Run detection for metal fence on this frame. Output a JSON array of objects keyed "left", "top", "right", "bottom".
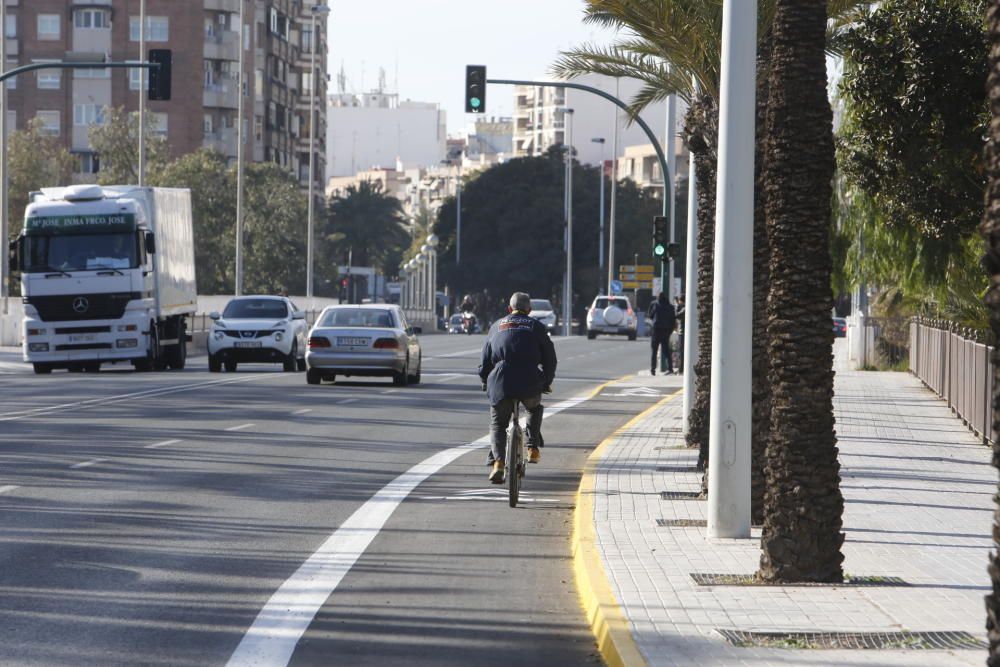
[
  {"left": 857, "top": 316, "right": 909, "bottom": 369},
  {"left": 909, "top": 318, "right": 994, "bottom": 445}
]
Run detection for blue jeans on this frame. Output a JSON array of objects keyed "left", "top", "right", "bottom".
[{"left": 488, "top": 395, "right": 544, "bottom": 464}]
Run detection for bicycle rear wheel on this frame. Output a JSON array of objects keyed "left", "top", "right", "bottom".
[{"left": 507, "top": 425, "right": 521, "bottom": 507}]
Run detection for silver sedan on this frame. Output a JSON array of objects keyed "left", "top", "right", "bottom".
[{"left": 305, "top": 304, "right": 422, "bottom": 386}]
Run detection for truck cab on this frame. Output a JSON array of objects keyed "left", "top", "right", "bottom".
[{"left": 11, "top": 184, "right": 196, "bottom": 374}]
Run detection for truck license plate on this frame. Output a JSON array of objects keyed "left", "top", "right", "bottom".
[
  {"left": 337, "top": 337, "right": 369, "bottom": 347},
  {"left": 68, "top": 334, "right": 96, "bottom": 343},
  {"left": 234, "top": 341, "right": 262, "bottom": 349}
]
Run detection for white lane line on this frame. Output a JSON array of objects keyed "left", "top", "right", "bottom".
[
  {"left": 145, "top": 439, "right": 183, "bottom": 449},
  {"left": 292, "top": 408, "right": 313, "bottom": 415},
  {"left": 226, "top": 390, "right": 595, "bottom": 667},
  {"left": 225, "top": 423, "right": 255, "bottom": 432},
  {"left": 425, "top": 349, "right": 480, "bottom": 359},
  {"left": 383, "top": 389, "right": 399, "bottom": 394},
  {"left": 0, "top": 485, "right": 20, "bottom": 494},
  {"left": 338, "top": 398, "right": 357, "bottom": 405},
  {"left": 70, "top": 458, "right": 107, "bottom": 469},
  {"left": 0, "top": 373, "right": 276, "bottom": 422}
]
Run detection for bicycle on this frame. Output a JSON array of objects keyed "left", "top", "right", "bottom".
[{"left": 506, "top": 401, "right": 527, "bottom": 507}]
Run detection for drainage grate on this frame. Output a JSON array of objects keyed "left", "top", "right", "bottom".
[
  {"left": 656, "top": 465, "right": 700, "bottom": 473},
  {"left": 653, "top": 445, "right": 688, "bottom": 450},
  {"left": 692, "top": 573, "right": 909, "bottom": 587},
  {"left": 716, "top": 629, "right": 986, "bottom": 650},
  {"left": 660, "top": 426, "right": 682, "bottom": 432},
  {"left": 657, "top": 518, "right": 706, "bottom": 527},
  {"left": 661, "top": 491, "right": 703, "bottom": 500}
]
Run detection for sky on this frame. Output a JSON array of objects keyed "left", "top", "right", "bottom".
[{"left": 326, "top": 1, "right": 615, "bottom": 135}]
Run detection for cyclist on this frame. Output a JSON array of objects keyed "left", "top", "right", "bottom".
[{"left": 479, "top": 292, "right": 557, "bottom": 484}]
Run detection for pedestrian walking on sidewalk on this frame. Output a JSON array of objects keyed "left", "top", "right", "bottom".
[{"left": 646, "top": 292, "right": 676, "bottom": 375}]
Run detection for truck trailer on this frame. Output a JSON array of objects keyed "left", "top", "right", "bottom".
[{"left": 10, "top": 184, "right": 197, "bottom": 374}]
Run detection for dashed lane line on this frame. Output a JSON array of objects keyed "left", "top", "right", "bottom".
[
  {"left": 226, "top": 373, "right": 630, "bottom": 667},
  {"left": 70, "top": 458, "right": 107, "bottom": 469},
  {"left": 292, "top": 408, "right": 312, "bottom": 415},
  {"left": 225, "top": 423, "right": 256, "bottom": 432},
  {"left": 0, "top": 485, "right": 20, "bottom": 494},
  {"left": 145, "top": 439, "right": 183, "bottom": 449}
]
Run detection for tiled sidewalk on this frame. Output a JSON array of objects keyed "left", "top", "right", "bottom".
[{"left": 593, "top": 345, "right": 993, "bottom": 666}]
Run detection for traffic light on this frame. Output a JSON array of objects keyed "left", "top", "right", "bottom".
[
  {"left": 465, "top": 65, "right": 486, "bottom": 114},
  {"left": 652, "top": 215, "right": 668, "bottom": 260},
  {"left": 148, "top": 49, "right": 172, "bottom": 101},
  {"left": 666, "top": 242, "right": 681, "bottom": 260}
]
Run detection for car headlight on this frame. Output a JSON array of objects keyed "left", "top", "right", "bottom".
[
  {"left": 213, "top": 331, "right": 225, "bottom": 341},
  {"left": 274, "top": 331, "right": 284, "bottom": 342}
]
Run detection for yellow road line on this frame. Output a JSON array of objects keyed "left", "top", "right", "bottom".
[{"left": 573, "top": 389, "right": 680, "bottom": 667}]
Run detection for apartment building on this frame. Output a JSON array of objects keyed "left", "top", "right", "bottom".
[{"left": 4, "top": 0, "right": 327, "bottom": 192}]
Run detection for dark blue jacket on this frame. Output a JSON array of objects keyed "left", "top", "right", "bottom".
[
  {"left": 647, "top": 298, "right": 677, "bottom": 331},
  {"left": 479, "top": 312, "right": 557, "bottom": 405}
]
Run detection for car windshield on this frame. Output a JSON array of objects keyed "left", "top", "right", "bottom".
[
  {"left": 223, "top": 299, "right": 288, "bottom": 319},
  {"left": 320, "top": 308, "right": 395, "bottom": 328},
  {"left": 23, "top": 232, "right": 138, "bottom": 273},
  {"left": 530, "top": 299, "right": 553, "bottom": 311},
  {"left": 450, "top": 314, "right": 464, "bottom": 324},
  {"left": 595, "top": 298, "right": 629, "bottom": 309}
]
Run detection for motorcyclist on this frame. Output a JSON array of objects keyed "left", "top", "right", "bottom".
[{"left": 478, "top": 292, "right": 557, "bottom": 484}]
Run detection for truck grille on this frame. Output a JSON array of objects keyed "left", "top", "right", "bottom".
[
  {"left": 54, "top": 343, "right": 113, "bottom": 351},
  {"left": 26, "top": 293, "right": 140, "bottom": 322}
]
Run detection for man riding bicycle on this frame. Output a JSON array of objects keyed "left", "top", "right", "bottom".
[{"left": 479, "top": 292, "right": 557, "bottom": 484}]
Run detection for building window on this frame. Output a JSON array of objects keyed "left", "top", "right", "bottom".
[
  {"left": 5, "top": 60, "right": 15, "bottom": 89},
  {"left": 75, "top": 153, "right": 100, "bottom": 175},
  {"left": 203, "top": 114, "right": 213, "bottom": 135},
  {"left": 130, "top": 16, "right": 169, "bottom": 42},
  {"left": 73, "top": 104, "right": 105, "bottom": 127},
  {"left": 75, "top": 67, "right": 111, "bottom": 79},
  {"left": 36, "top": 111, "right": 60, "bottom": 137},
  {"left": 129, "top": 67, "right": 144, "bottom": 91},
  {"left": 152, "top": 113, "right": 168, "bottom": 137},
  {"left": 74, "top": 9, "right": 110, "bottom": 29},
  {"left": 5, "top": 15, "right": 15, "bottom": 39},
  {"left": 35, "top": 62, "right": 60, "bottom": 90},
  {"left": 37, "top": 14, "right": 60, "bottom": 40},
  {"left": 301, "top": 26, "right": 312, "bottom": 52}
]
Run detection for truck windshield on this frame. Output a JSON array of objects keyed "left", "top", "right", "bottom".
[{"left": 23, "top": 232, "right": 138, "bottom": 273}]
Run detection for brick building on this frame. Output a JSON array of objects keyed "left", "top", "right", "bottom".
[{"left": 3, "top": 0, "right": 327, "bottom": 192}]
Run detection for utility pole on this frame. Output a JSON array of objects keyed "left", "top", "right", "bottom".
[
  {"left": 456, "top": 160, "right": 462, "bottom": 264},
  {"left": 707, "top": 0, "right": 757, "bottom": 540},
  {"left": 0, "top": 0, "right": 7, "bottom": 315},
  {"left": 666, "top": 75, "right": 677, "bottom": 301},
  {"left": 138, "top": 0, "right": 146, "bottom": 186},
  {"left": 563, "top": 108, "right": 574, "bottom": 337},
  {"left": 682, "top": 78, "right": 700, "bottom": 433},
  {"left": 306, "top": 4, "right": 331, "bottom": 299},
  {"left": 608, "top": 80, "right": 620, "bottom": 296},
  {"left": 235, "top": 0, "right": 245, "bottom": 296},
  {"left": 592, "top": 137, "right": 606, "bottom": 291}
]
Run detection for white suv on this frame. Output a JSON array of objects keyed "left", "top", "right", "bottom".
[
  {"left": 586, "top": 296, "right": 637, "bottom": 341},
  {"left": 208, "top": 296, "right": 308, "bottom": 372}
]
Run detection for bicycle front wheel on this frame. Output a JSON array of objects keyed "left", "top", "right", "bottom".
[{"left": 508, "top": 427, "right": 521, "bottom": 507}]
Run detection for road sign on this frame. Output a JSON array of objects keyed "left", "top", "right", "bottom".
[
  {"left": 620, "top": 264, "right": 655, "bottom": 275},
  {"left": 621, "top": 280, "right": 653, "bottom": 289},
  {"left": 610, "top": 280, "right": 623, "bottom": 294}
]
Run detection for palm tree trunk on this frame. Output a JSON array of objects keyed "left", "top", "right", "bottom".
[
  {"left": 757, "top": 0, "right": 844, "bottom": 583},
  {"left": 981, "top": 4, "right": 1000, "bottom": 662},
  {"left": 752, "top": 35, "right": 774, "bottom": 526},
  {"left": 682, "top": 95, "right": 719, "bottom": 496}
]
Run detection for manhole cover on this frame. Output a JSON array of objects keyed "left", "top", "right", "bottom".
[
  {"left": 661, "top": 491, "right": 703, "bottom": 500},
  {"left": 657, "top": 519, "right": 706, "bottom": 527},
  {"left": 716, "top": 629, "right": 986, "bottom": 650},
  {"left": 692, "top": 573, "right": 909, "bottom": 587},
  {"left": 656, "top": 465, "right": 700, "bottom": 473}
]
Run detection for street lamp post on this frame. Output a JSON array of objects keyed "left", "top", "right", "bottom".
[
  {"left": 591, "top": 137, "right": 606, "bottom": 292},
  {"left": 427, "top": 235, "right": 439, "bottom": 320},
  {"left": 563, "top": 108, "right": 574, "bottom": 337},
  {"left": 666, "top": 74, "right": 677, "bottom": 302},
  {"left": 235, "top": 0, "right": 245, "bottom": 296},
  {"left": 138, "top": 0, "right": 146, "bottom": 186},
  {"left": 306, "top": 4, "right": 331, "bottom": 300},
  {"left": 608, "top": 80, "right": 620, "bottom": 296},
  {"left": 0, "top": 0, "right": 7, "bottom": 315},
  {"left": 682, "top": 78, "right": 701, "bottom": 434}
]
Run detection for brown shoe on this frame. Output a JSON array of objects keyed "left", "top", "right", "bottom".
[
  {"left": 489, "top": 460, "right": 504, "bottom": 484},
  {"left": 527, "top": 446, "right": 541, "bottom": 464}
]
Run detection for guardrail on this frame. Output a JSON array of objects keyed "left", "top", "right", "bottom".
[{"left": 909, "top": 318, "right": 994, "bottom": 445}]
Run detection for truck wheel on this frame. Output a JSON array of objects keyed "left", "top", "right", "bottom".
[
  {"left": 84, "top": 362, "right": 101, "bottom": 373},
  {"left": 306, "top": 368, "right": 322, "bottom": 385},
  {"left": 33, "top": 364, "right": 52, "bottom": 375},
  {"left": 208, "top": 355, "right": 221, "bottom": 373},
  {"left": 165, "top": 321, "right": 187, "bottom": 370},
  {"left": 225, "top": 360, "right": 237, "bottom": 373}
]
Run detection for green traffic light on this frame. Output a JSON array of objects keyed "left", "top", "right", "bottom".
[
  {"left": 470, "top": 97, "right": 481, "bottom": 109},
  {"left": 653, "top": 244, "right": 665, "bottom": 256}
]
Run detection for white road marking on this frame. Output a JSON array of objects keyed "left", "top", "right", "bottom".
[
  {"left": 383, "top": 389, "right": 399, "bottom": 394},
  {"left": 292, "top": 408, "right": 312, "bottom": 415},
  {"left": 0, "top": 373, "right": 277, "bottom": 422},
  {"left": 225, "top": 423, "right": 255, "bottom": 432},
  {"left": 145, "top": 439, "right": 182, "bottom": 449},
  {"left": 415, "top": 489, "right": 558, "bottom": 502},
  {"left": 0, "top": 485, "right": 20, "bottom": 494},
  {"left": 70, "top": 458, "right": 107, "bottom": 469},
  {"left": 611, "top": 387, "right": 662, "bottom": 397},
  {"left": 338, "top": 398, "right": 357, "bottom": 405},
  {"left": 226, "top": 390, "right": 595, "bottom": 667}
]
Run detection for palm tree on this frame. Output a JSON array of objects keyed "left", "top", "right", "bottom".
[
  {"left": 756, "top": 0, "right": 844, "bottom": 583},
  {"left": 981, "top": 3, "right": 1000, "bottom": 661},
  {"left": 326, "top": 180, "right": 410, "bottom": 277}
]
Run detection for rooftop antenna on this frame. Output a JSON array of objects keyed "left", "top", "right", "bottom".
[
  {"left": 378, "top": 67, "right": 386, "bottom": 94},
  {"left": 337, "top": 61, "right": 346, "bottom": 94}
]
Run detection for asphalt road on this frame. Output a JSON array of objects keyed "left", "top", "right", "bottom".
[{"left": 0, "top": 333, "right": 660, "bottom": 666}]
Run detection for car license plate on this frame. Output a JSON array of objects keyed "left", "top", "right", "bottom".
[
  {"left": 234, "top": 341, "right": 262, "bottom": 349},
  {"left": 337, "top": 337, "right": 369, "bottom": 347},
  {"left": 68, "top": 334, "right": 96, "bottom": 343}
]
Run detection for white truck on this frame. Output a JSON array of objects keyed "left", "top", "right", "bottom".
[{"left": 10, "top": 184, "right": 197, "bottom": 374}]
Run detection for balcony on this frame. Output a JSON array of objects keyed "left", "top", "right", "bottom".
[
  {"left": 203, "top": 83, "right": 238, "bottom": 110},
  {"left": 204, "top": 30, "right": 240, "bottom": 61},
  {"left": 204, "top": 0, "right": 240, "bottom": 11}
]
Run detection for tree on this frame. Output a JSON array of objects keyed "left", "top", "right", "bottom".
[
  {"left": 981, "top": 4, "right": 1000, "bottom": 662},
  {"left": 89, "top": 106, "right": 170, "bottom": 185},
  {"left": 7, "top": 118, "right": 75, "bottom": 238},
  {"left": 757, "top": 0, "right": 844, "bottom": 583},
  {"left": 325, "top": 180, "right": 409, "bottom": 279}
]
